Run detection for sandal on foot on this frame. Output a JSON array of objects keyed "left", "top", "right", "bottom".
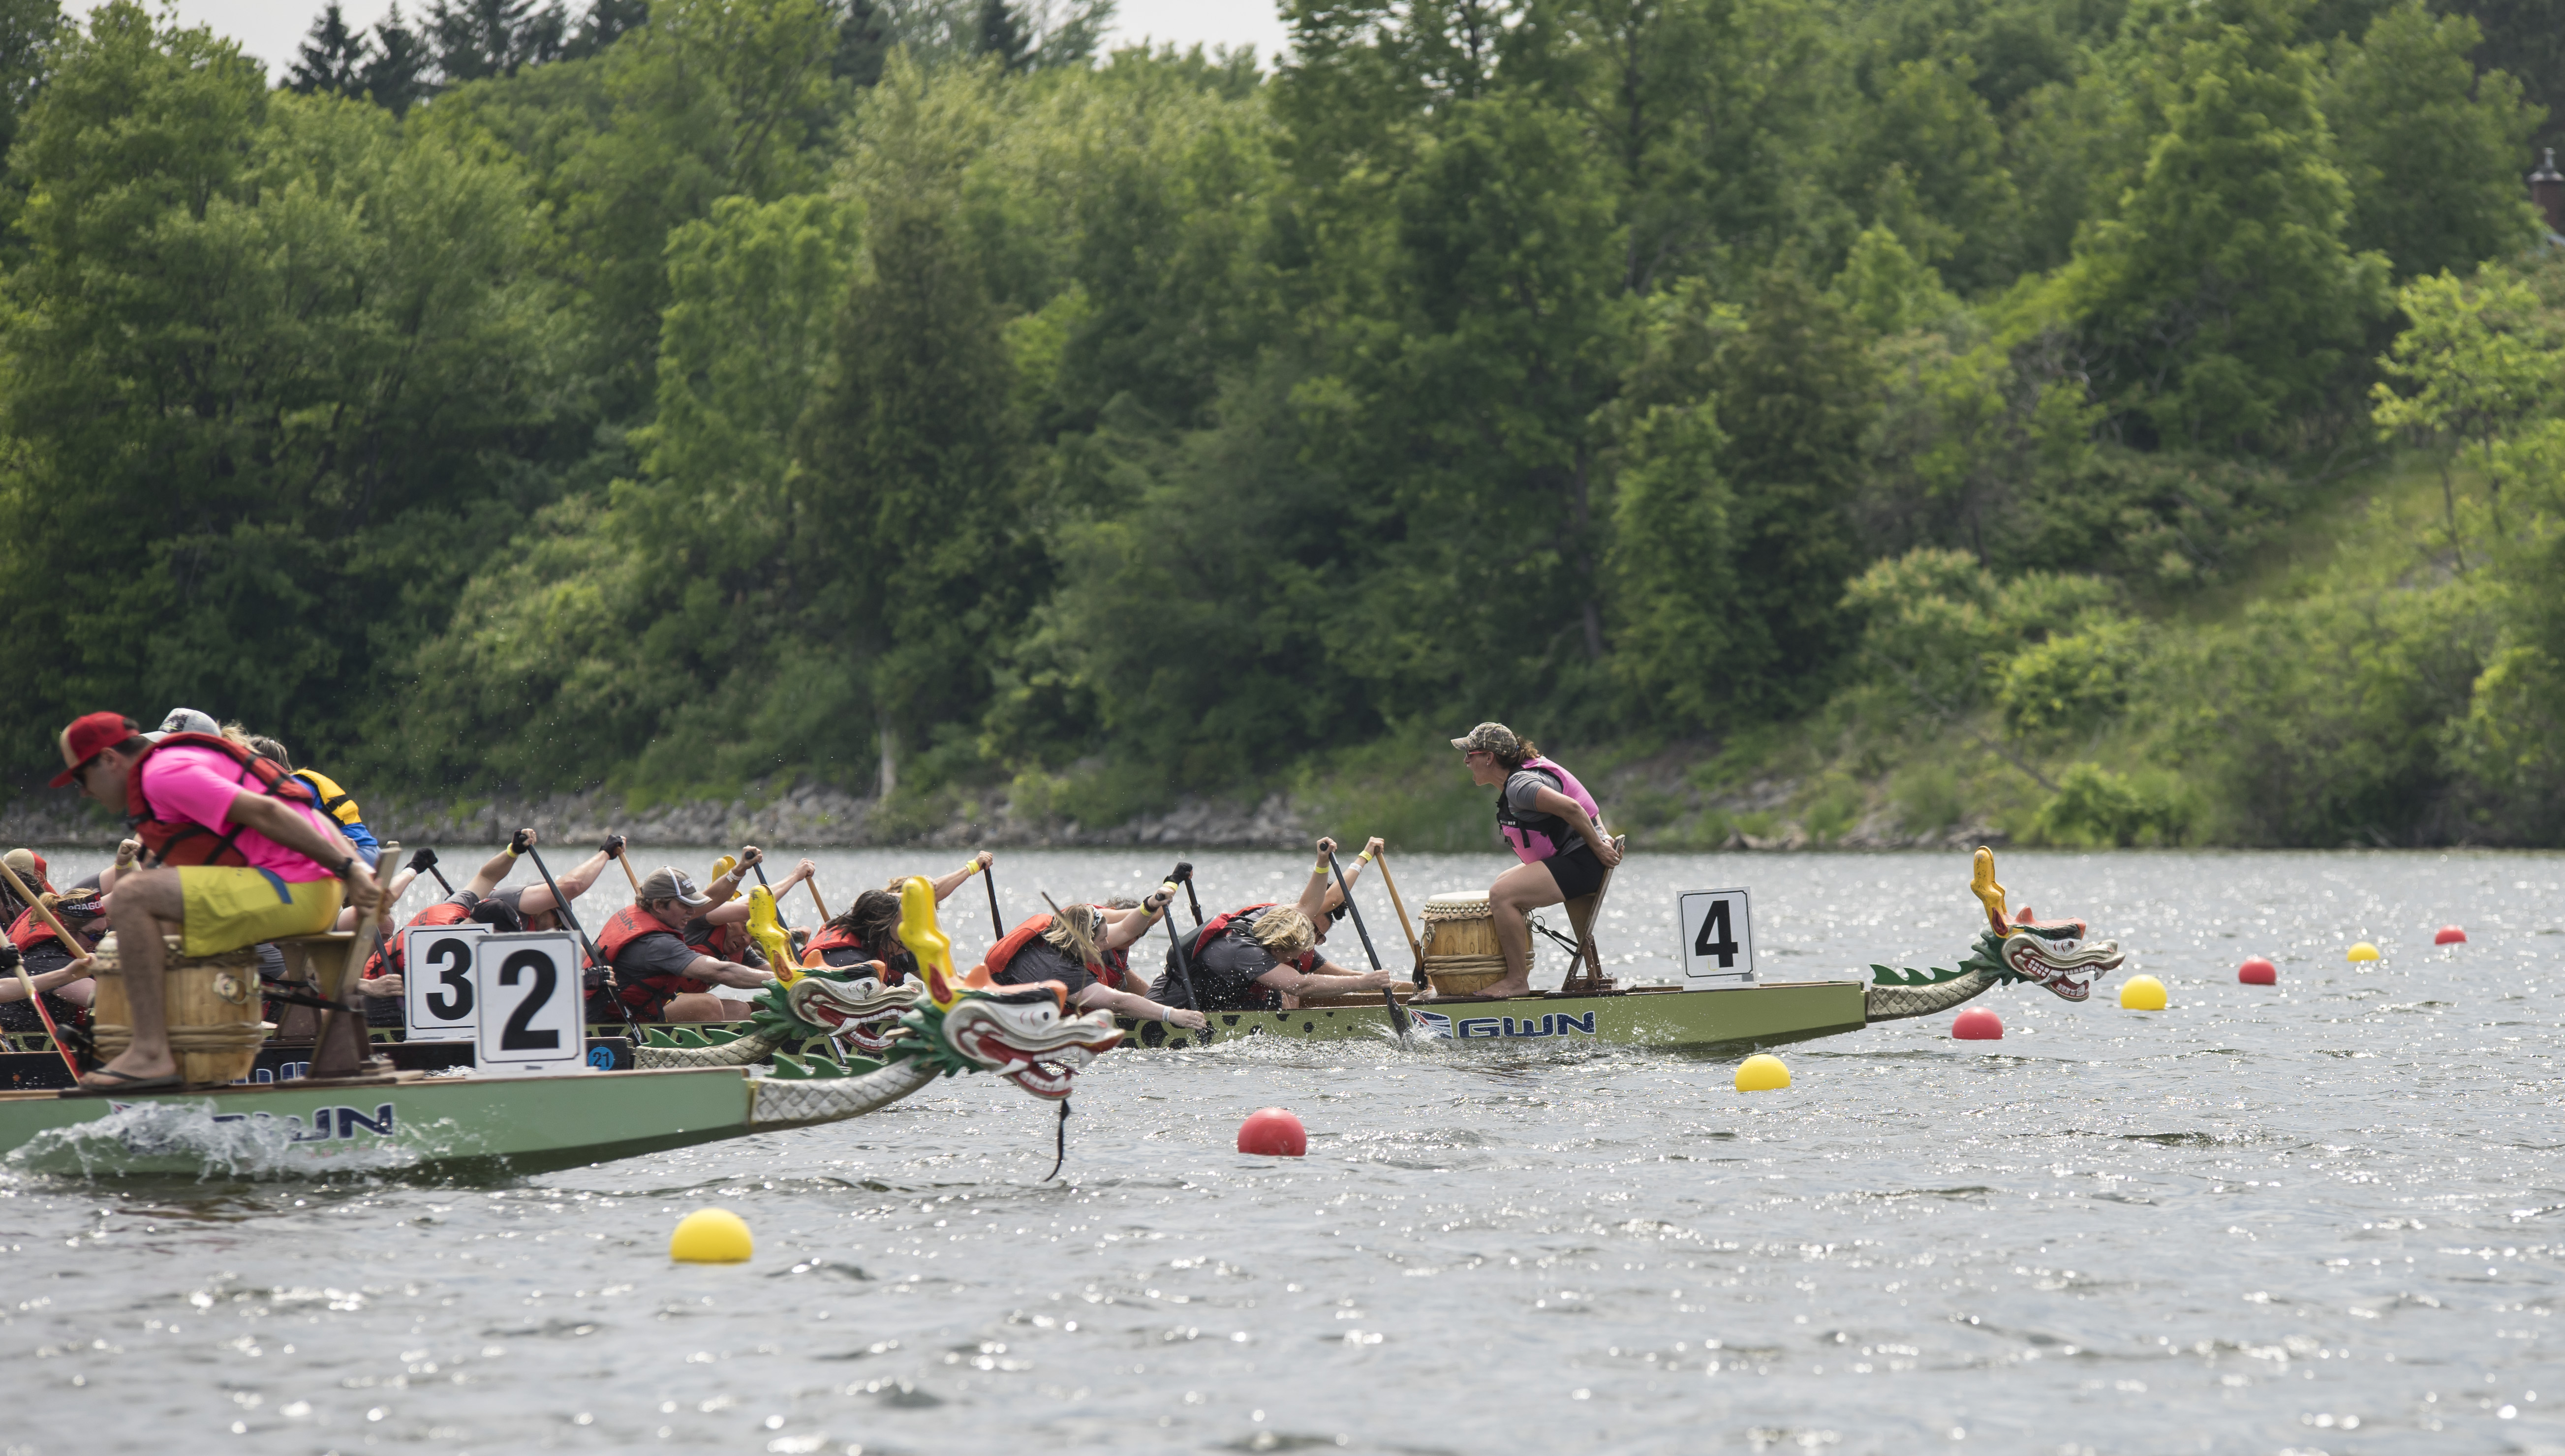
[{"left": 61, "top": 1066, "right": 185, "bottom": 1098}]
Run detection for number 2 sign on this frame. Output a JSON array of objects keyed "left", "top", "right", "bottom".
[
  {"left": 1676, "top": 889, "right": 1756, "bottom": 985},
  {"left": 402, "top": 924, "right": 487, "bottom": 1042},
  {"left": 472, "top": 932, "right": 589, "bottom": 1077}
]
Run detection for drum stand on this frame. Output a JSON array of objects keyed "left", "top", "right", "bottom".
[{"left": 272, "top": 933, "right": 396, "bottom": 1084}]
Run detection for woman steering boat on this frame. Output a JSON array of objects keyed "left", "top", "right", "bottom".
[{"left": 1452, "top": 722, "right": 1621, "bottom": 1000}]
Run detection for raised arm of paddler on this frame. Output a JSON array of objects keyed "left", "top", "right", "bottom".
[
  {"left": 99, "top": 837, "right": 142, "bottom": 893},
  {"left": 1097, "top": 881, "right": 1179, "bottom": 951},
  {"left": 472, "top": 830, "right": 538, "bottom": 897},
  {"left": 707, "top": 845, "right": 762, "bottom": 905},
  {"left": 517, "top": 836, "right": 616, "bottom": 921},
  {"left": 703, "top": 859, "right": 815, "bottom": 927},
  {"left": 1292, "top": 837, "right": 1340, "bottom": 921},
  {"left": 927, "top": 851, "right": 992, "bottom": 903}
]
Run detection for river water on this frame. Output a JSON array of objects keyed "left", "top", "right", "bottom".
[{"left": 6, "top": 846, "right": 2564, "bottom": 1454}]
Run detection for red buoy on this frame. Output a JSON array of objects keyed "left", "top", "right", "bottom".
[
  {"left": 2434, "top": 926, "right": 2467, "bottom": 945},
  {"left": 1951, "top": 1007, "right": 2003, "bottom": 1040},
  {"left": 1237, "top": 1107, "right": 1307, "bottom": 1157},
  {"left": 2238, "top": 956, "right": 2277, "bottom": 985}
]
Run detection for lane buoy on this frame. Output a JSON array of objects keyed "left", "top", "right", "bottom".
[
  {"left": 670, "top": 1208, "right": 753, "bottom": 1264},
  {"left": 1950, "top": 1007, "right": 2003, "bottom": 1040},
  {"left": 2119, "top": 975, "right": 2167, "bottom": 1010},
  {"left": 2238, "top": 956, "right": 2277, "bottom": 985},
  {"left": 2435, "top": 926, "right": 2467, "bottom": 945},
  {"left": 1237, "top": 1107, "right": 1306, "bottom": 1156},
  {"left": 2348, "top": 942, "right": 2381, "bottom": 963},
  {"left": 1734, "top": 1054, "right": 1791, "bottom": 1091}
]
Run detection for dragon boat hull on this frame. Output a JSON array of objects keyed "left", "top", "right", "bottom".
[
  {"left": 1112, "top": 980, "right": 1870, "bottom": 1051},
  {"left": 0, "top": 1062, "right": 937, "bottom": 1179}
]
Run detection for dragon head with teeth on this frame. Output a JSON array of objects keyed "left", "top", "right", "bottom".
[
  {"left": 754, "top": 963, "right": 921, "bottom": 1056},
  {"left": 878, "top": 875, "right": 1124, "bottom": 1098},
  {"left": 1862, "top": 848, "right": 2126, "bottom": 1021}
]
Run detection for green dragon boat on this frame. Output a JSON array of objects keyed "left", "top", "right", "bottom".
[{"left": 0, "top": 878, "right": 1120, "bottom": 1178}]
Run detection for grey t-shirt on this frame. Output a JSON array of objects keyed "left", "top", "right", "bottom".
[{"left": 1505, "top": 767, "right": 1557, "bottom": 814}]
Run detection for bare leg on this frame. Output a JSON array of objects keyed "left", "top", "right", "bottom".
[
  {"left": 1483, "top": 860, "right": 1566, "bottom": 1000},
  {"left": 93, "top": 868, "right": 185, "bottom": 1084}
]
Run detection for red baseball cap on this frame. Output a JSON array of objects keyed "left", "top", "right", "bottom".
[{"left": 51, "top": 711, "right": 138, "bottom": 787}]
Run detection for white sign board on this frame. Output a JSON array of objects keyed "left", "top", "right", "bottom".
[
  {"left": 402, "top": 923, "right": 488, "bottom": 1042},
  {"left": 1676, "top": 889, "right": 1755, "bottom": 985},
  {"left": 472, "top": 932, "right": 589, "bottom": 1077}
]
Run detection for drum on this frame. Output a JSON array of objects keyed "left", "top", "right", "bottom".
[
  {"left": 1420, "top": 893, "right": 1508, "bottom": 997},
  {"left": 88, "top": 933, "right": 269, "bottom": 1088}
]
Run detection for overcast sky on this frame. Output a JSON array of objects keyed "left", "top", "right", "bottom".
[{"left": 118, "top": 0, "right": 1294, "bottom": 78}]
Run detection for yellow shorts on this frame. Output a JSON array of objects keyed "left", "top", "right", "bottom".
[{"left": 178, "top": 867, "right": 343, "bottom": 956}]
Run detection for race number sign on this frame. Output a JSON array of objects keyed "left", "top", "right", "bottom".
[
  {"left": 471, "top": 932, "right": 589, "bottom": 1076},
  {"left": 1675, "top": 889, "right": 1756, "bottom": 985},
  {"left": 402, "top": 923, "right": 488, "bottom": 1042}
]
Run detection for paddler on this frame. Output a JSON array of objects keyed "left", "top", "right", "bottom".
[
  {"left": 1451, "top": 721, "right": 1620, "bottom": 999},
  {"left": 50, "top": 710, "right": 378, "bottom": 1094},
  {"left": 227, "top": 726, "right": 383, "bottom": 868},
  {"left": 982, "top": 884, "right": 1208, "bottom": 1031},
  {"left": 693, "top": 847, "right": 818, "bottom": 958},
  {"left": 0, "top": 885, "right": 101, "bottom": 1033},
  {"left": 595, "top": 867, "right": 778, "bottom": 1022},
  {"left": 803, "top": 851, "right": 996, "bottom": 973},
  {"left": 1153, "top": 838, "right": 1400, "bottom": 1011}
]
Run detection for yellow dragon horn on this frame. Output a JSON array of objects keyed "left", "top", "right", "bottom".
[
  {"left": 1970, "top": 847, "right": 2009, "bottom": 933},
  {"left": 899, "top": 875, "right": 962, "bottom": 1009},
  {"left": 745, "top": 884, "right": 799, "bottom": 985}
]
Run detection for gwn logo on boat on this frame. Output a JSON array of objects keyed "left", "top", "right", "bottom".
[
  {"left": 1406, "top": 1008, "right": 1598, "bottom": 1040},
  {"left": 108, "top": 1101, "right": 397, "bottom": 1143}
]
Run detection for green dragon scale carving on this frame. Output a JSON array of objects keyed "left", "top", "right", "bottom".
[{"left": 1860, "top": 849, "right": 2127, "bottom": 1022}]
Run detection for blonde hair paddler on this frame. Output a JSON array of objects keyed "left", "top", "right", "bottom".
[
  {"left": 1041, "top": 903, "right": 1106, "bottom": 967},
  {"left": 1246, "top": 906, "right": 1316, "bottom": 962}
]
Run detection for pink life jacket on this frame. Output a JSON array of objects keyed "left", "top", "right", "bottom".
[{"left": 1496, "top": 756, "right": 1603, "bottom": 864}]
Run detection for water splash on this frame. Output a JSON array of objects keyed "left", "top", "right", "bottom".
[{"left": 5, "top": 1099, "right": 425, "bottom": 1182}]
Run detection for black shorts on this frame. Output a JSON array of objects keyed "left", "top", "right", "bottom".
[{"left": 1540, "top": 843, "right": 1608, "bottom": 900}]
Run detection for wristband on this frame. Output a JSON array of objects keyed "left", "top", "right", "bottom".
[
  {"left": 1356, "top": 849, "right": 1373, "bottom": 866},
  {"left": 1312, "top": 860, "right": 1329, "bottom": 876},
  {"left": 505, "top": 846, "right": 520, "bottom": 857}
]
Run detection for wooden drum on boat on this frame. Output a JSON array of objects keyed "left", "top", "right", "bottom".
[
  {"left": 1420, "top": 892, "right": 1507, "bottom": 997},
  {"left": 89, "top": 933, "right": 269, "bottom": 1088}
]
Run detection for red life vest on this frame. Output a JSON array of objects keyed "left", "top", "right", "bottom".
[
  {"left": 598, "top": 904, "right": 711, "bottom": 1016},
  {"left": 123, "top": 732, "right": 327, "bottom": 869},
  {"left": 984, "top": 912, "right": 1124, "bottom": 990},
  {"left": 6, "top": 906, "right": 91, "bottom": 955},
  {"left": 1191, "top": 904, "right": 1317, "bottom": 972},
  {"left": 802, "top": 922, "right": 871, "bottom": 971},
  {"left": 363, "top": 900, "right": 471, "bottom": 980}
]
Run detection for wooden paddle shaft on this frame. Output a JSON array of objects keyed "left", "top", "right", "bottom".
[
  {"left": 807, "top": 878, "right": 831, "bottom": 922},
  {"left": 1373, "top": 849, "right": 1423, "bottom": 969}
]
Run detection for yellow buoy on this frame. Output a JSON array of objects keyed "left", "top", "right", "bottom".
[
  {"left": 670, "top": 1208, "right": 753, "bottom": 1264},
  {"left": 2347, "top": 941, "right": 2381, "bottom": 963},
  {"left": 2119, "top": 974, "right": 2167, "bottom": 1010},
  {"left": 1734, "top": 1053, "right": 1791, "bottom": 1092}
]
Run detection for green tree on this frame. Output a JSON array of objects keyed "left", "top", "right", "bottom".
[
  {"left": 2062, "top": 0, "right": 2388, "bottom": 448},
  {"left": 2372, "top": 264, "right": 2565, "bottom": 552},
  {"left": 2327, "top": 1, "right": 2541, "bottom": 280}
]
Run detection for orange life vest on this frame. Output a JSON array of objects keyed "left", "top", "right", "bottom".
[
  {"left": 984, "top": 911, "right": 1124, "bottom": 990},
  {"left": 363, "top": 900, "right": 470, "bottom": 980},
  {"left": 124, "top": 732, "right": 326, "bottom": 869}
]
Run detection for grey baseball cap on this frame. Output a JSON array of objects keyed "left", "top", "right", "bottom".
[
  {"left": 150, "top": 707, "right": 222, "bottom": 741},
  {"left": 637, "top": 867, "right": 711, "bottom": 909}
]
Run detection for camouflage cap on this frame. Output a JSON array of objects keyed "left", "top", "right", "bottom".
[{"left": 1449, "top": 721, "right": 1520, "bottom": 756}]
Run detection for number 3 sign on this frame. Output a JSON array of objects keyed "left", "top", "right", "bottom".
[
  {"left": 472, "top": 932, "right": 589, "bottom": 1076},
  {"left": 1676, "top": 889, "right": 1756, "bottom": 985},
  {"left": 402, "top": 924, "right": 487, "bottom": 1042}
]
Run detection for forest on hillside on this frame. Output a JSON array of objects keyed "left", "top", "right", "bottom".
[{"left": 1, "top": 0, "right": 2563, "bottom": 847}]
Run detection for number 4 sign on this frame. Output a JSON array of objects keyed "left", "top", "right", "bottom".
[
  {"left": 472, "top": 932, "right": 590, "bottom": 1077},
  {"left": 1676, "top": 889, "right": 1756, "bottom": 985}
]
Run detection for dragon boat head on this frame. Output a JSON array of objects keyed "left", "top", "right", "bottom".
[
  {"left": 1970, "top": 848, "right": 2124, "bottom": 1001},
  {"left": 880, "top": 875, "right": 1125, "bottom": 1099},
  {"left": 751, "top": 960, "right": 922, "bottom": 1056}
]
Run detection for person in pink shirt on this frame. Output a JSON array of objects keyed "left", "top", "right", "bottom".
[{"left": 50, "top": 711, "right": 379, "bottom": 1095}]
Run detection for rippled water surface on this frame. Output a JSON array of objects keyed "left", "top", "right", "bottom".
[{"left": 9, "top": 847, "right": 2565, "bottom": 1454}]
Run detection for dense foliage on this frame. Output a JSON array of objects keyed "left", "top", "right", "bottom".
[{"left": 3, "top": 0, "right": 2563, "bottom": 845}]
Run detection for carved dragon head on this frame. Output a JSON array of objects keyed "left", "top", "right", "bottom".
[
  {"left": 743, "top": 961, "right": 922, "bottom": 1057},
  {"left": 1967, "top": 848, "right": 2124, "bottom": 1001},
  {"left": 880, "top": 875, "right": 1124, "bottom": 1099}
]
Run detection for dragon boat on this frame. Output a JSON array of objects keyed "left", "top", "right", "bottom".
[
  {"left": 632, "top": 848, "right": 2125, "bottom": 1058},
  {"left": 0, "top": 878, "right": 1120, "bottom": 1178}
]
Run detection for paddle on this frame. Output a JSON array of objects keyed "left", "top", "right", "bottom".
[
  {"left": 1371, "top": 848, "right": 1425, "bottom": 987},
  {"left": 0, "top": 860, "right": 83, "bottom": 1076},
  {"left": 609, "top": 834, "right": 640, "bottom": 896},
  {"left": 523, "top": 838, "right": 644, "bottom": 1042},
  {"left": 1173, "top": 859, "right": 1202, "bottom": 928},
  {"left": 977, "top": 857, "right": 1004, "bottom": 941},
  {"left": 807, "top": 878, "right": 832, "bottom": 923},
  {"left": 1325, "top": 847, "right": 1407, "bottom": 1043},
  {"left": 1155, "top": 884, "right": 1204, "bottom": 1017},
  {"left": 407, "top": 846, "right": 454, "bottom": 896}
]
